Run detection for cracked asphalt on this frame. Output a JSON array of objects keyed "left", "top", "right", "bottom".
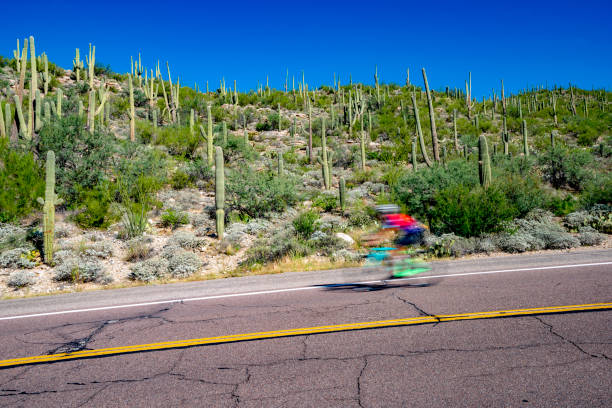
[{"left": 0, "top": 252, "right": 610, "bottom": 407}]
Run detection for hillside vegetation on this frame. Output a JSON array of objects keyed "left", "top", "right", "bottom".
[{"left": 0, "top": 37, "right": 610, "bottom": 296}]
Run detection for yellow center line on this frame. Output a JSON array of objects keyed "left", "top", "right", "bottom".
[{"left": 1, "top": 302, "right": 610, "bottom": 368}]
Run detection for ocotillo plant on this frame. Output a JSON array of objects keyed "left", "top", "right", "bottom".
[
  {"left": 215, "top": 146, "right": 225, "bottom": 240},
  {"left": 37, "top": 151, "right": 63, "bottom": 264},
  {"left": 478, "top": 135, "right": 492, "bottom": 188},
  {"left": 422, "top": 68, "right": 440, "bottom": 162},
  {"left": 411, "top": 92, "right": 432, "bottom": 167},
  {"left": 339, "top": 177, "right": 346, "bottom": 213},
  {"left": 522, "top": 120, "right": 529, "bottom": 156}
]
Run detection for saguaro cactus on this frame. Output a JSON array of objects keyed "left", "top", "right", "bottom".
[
  {"left": 411, "top": 139, "right": 417, "bottom": 171},
  {"left": 317, "top": 117, "right": 330, "bottom": 189},
  {"left": 73, "top": 48, "right": 83, "bottom": 83},
  {"left": 278, "top": 103, "right": 282, "bottom": 131},
  {"left": 215, "top": 146, "right": 225, "bottom": 240},
  {"left": 478, "top": 135, "right": 492, "bottom": 188},
  {"left": 222, "top": 121, "right": 228, "bottom": 145},
  {"left": 37, "top": 151, "right": 63, "bottom": 264},
  {"left": 308, "top": 101, "right": 313, "bottom": 163},
  {"left": 127, "top": 74, "right": 135, "bottom": 141},
  {"left": 411, "top": 92, "right": 432, "bottom": 167},
  {"left": 86, "top": 43, "right": 95, "bottom": 90},
  {"left": 522, "top": 120, "right": 529, "bottom": 156},
  {"left": 422, "top": 68, "right": 440, "bottom": 162},
  {"left": 453, "top": 109, "right": 459, "bottom": 151},
  {"left": 0, "top": 103, "right": 5, "bottom": 138},
  {"left": 360, "top": 115, "right": 367, "bottom": 170},
  {"left": 56, "top": 89, "right": 63, "bottom": 118}
]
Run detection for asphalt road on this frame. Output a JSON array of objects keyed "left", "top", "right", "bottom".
[{"left": 0, "top": 250, "right": 610, "bottom": 407}]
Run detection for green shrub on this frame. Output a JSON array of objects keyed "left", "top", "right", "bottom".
[
  {"left": 580, "top": 174, "right": 612, "bottom": 208},
  {"left": 546, "top": 194, "right": 578, "bottom": 216},
  {"left": 538, "top": 146, "right": 593, "bottom": 191},
  {"left": 37, "top": 115, "right": 115, "bottom": 205},
  {"left": 293, "top": 211, "right": 319, "bottom": 239},
  {"left": 430, "top": 185, "right": 515, "bottom": 237},
  {"left": 117, "top": 175, "right": 154, "bottom": 239},
  {"left": 53, "top": 257, "right": 106, "bottom": 283},
  {"left": 160, "top": 209, "right": 189, "bottom": 229},
  {"left": 565, "top": 116, "right": 607, "bottom": 146},
  {"left": 392, "top": 160, "right": 479, "bottom": 220},
  {"left": 497, "top": 174, "right": 545, "bottom": 218},
  {"left": 186, "top": 159, "right": 213, "bottom": 184},
  {"left": 170, "top": 169, "right": 191, "bottom": 190},
  {"left": 0, "top": 140, "right": 45, "bottom": 222},
  {"left": 73, "top": 182, "right": 116, "bottom": 229},
  {"left": 312, "top": 193, "right": 337, "bottom": 212},
  {"left": 244, "top": 229, "right": 310, "bottom": 266},
  {"left": 166, "top": 249, "right": 202, "bottom": 277},
  {"left": 227, "top": 168, "right": 299, "bottom": 218},
  {"left": 219, "top": 135, "right": 258, "bottom": 162}
]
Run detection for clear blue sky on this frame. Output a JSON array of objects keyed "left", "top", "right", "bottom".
[{"left": 2, "top": 0, "right": 610, "bottom": 98}]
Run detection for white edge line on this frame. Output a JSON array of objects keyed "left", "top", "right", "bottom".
[{"left": 1, "top": 261, "right": 611, "bottom": 321}]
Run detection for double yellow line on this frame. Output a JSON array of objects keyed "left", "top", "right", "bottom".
[{"left": 1, "top": 302, "right": 610, "bottom": 368}]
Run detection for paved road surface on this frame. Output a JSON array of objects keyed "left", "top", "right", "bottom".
[{"left": 0, "top": 250, "right": 610, "bottom": 407}]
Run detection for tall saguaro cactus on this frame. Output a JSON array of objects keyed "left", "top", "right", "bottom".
[
  {"left": 127, "top": 74, "right": 135, "bottom": 141},
  {"left": 411, "top": 92, "right": 432, "bottom": 167},
  {"left": 339, "top": 177, "right": 346, "bottom": 213},
  {"left": 422, "top": 68, "right": 440, "bottom": 162},
  {"left": 37, "top": 151, "right": 63, "bottom": 264},
  {"left": 453, "top": 109, "right": 459, "bottom": 151},
  {"left": 317, "top": 117, "right": 331, "bottom": 189},
  {"left": 73, "top": 48, "right": 83, "bottom": 83},
  {"left": 215, "top": 146, "right": 225, "bottom": 240},
  {"left": 478, "top": 135, "right": 492, "bottom": 188},
  {"left": 522, "top": 120, "right": 529, "bottom": 156},
  {"left": 87, "top": 43, "right": 95, "bottom": 90}
]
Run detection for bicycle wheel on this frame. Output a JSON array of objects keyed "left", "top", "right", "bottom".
[{"left": 390, "top": 257, "right": 431, "bottom": 278}]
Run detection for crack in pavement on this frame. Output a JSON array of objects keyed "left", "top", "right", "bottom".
[
  {"left": 453, "top": 357, "right": 592, "bottom": 380},
  {"left": 230, "top": 367, "right": 250, "bottom": 407},
  {"left": 532, "top": 316, "right": 610, "bottom": 360},
  {"left": 357, "top": 356, "right": 368, "bottom": 408},
  {"left": 394, "top": 294, "right": 440, "bottom": 324}
]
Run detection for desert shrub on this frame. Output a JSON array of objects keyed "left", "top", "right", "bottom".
[
  {"left": 392, "top": 160, "right": 479, "bottom": 220},
  {"left": 219, "top": 135, "right": 258, "bottom": 162},
  {"left": 564, "top": 211, "right": 592, "bottom": 231},
  {"left": 430, "top": 185, "right": 515, "bottom": 237},
  {"left": 160, "top": 209, "right": 189, "bottom": 229},
  {"left": 588, "top": 204, "right": 612, "bottom": 233},
  {"left": 124, "top": 237, "right": 154, "bottom": 262},
  {"left": 116, "top": 174, "right": 155, "bottom": 239},
  {"left": 115, "top": 146, "right": 168, "bottom": 190},
  {"left": 0, "top": 247, "right": 36, "bottom": 268},
  {"left": 255, "top": 120, "right": 273, "bottom": 131},
  {"left": 546, "top": 194, "right": 578, "bottom": 216},
  {"left": 293, "top": 211, "right": 319, "bottom": 239},
  {"left": 509, "top": 210, "right": 580, "bottom": 250},
  {"left": 170, "top": 169, "right": 191, "bottom": 190},
  {"left": 538, "top": 146, "right": 593, "bottom": 191},
  {"left": 53, "top": 258, "right": 105, "bottom": 282},
  {"left": 0, "top": 139, "right": 45, "bottom": 222},
  {"left": 73, "top": 181, "right": 116, "bottom": 229},
  {"left": 565, "top": 116, "right": 607, "bottom": 146},
  {"left": 577, "top": 226, "right": 606, "bottom": 246},
  {"left": 227, "top": 168, "right": 299, "bottom": 218},
  {"left": 167, "top": 249, "right": 203, "bottom": 277},
  {"left": 497, "top": 174, "right": 546, "bottom": 218},
  {"left": 129, "top": 257, "right": 169, "bottom": 282},
  {"left": 148, "top": 125, "right": 200, "bottom": 158},
  {"left": 244, "top": 228, "right": 310, "bottom": 265},
  {"left": 496, "top": 232, "right": 544, "bottom": 253},
  {"left": 307, "top": 231, "right": 347, "bottom": 255},
  {"left": 36, "top": 115, "right": 115, "bottom": 205},
  {"left": 580, "top": 175, "right": 612, "bottom": 208},
  {"left": 349, "top": 206, "right": 377, "bottom": 228},
  {"left": 185, "top": 159, "right": 213, "bottom": 184},
  {"left": 0, "top": 224, "right": 28, "bottom": 251},
  {"left": 81, "top": 241, "right": 113, "bottom": 259},
  {"left": 7, "top": 271, "right": 36, "bottom": 288},
  {"left": 312, "top": 192, "right": 337, "bottom": 212},
  {"left": 167, "top": 231, "right": 205, "bottom": 249}
]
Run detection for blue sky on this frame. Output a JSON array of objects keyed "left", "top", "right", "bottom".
[{"left": 2, "top": 0, "right": 610, "bottom": 98}]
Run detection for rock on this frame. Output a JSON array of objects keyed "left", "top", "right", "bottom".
[{"left": 335, "top": 232, "right": 355, "bottom": 246}]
